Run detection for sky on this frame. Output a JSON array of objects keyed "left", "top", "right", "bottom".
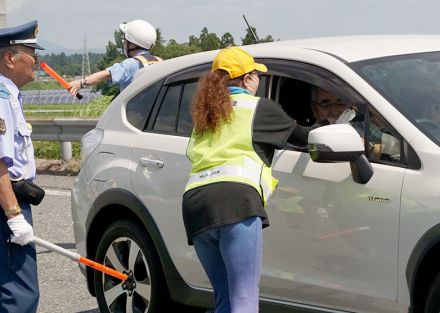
[{"left": 6, "top": 0, "right": 440, "bottom": 51}]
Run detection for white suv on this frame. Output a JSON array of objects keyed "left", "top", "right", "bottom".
[{"left": 72, "top": 35, "right": 440, "bottom": 313}]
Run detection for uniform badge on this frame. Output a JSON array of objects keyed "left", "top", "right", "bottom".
[{"left": 0, "top": 118, "right": 5, "bottom": 135}]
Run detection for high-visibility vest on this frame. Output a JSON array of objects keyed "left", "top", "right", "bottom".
[{"left": 185, "top": 93, "right": 278, "bottom": 205}]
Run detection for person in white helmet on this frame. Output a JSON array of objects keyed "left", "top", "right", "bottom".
[{"left": 69, "top": 19, "right": 161, "bottom": 94}]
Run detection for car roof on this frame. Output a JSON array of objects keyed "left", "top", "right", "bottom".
[
  {"left": 133, "top": 34, "right": 440, "bottom": 87},
  {"left": 260, "top": 34, "right": 440, "bottom": 62}
]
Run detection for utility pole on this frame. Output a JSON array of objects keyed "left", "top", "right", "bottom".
[
  {"left": 81, "top": 36, "right": 91, "bottom": 78},
  {"left": 0, "top": 0, "right": 6, "bottom": 28}
]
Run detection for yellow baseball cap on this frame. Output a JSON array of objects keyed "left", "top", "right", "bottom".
[{"left": 211, "top": 47, "right": 267, "bottom": 79}]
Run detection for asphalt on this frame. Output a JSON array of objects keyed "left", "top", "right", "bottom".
[
  {"left": 35, "top": 174, "right": 77, "bottom": 190},
  {"left": 32, "top": 174, "right": 99, "bottom": 313}
]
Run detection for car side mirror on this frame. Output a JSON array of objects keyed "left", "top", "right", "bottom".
[{"left": 308, "top": 124, "right": 374, "bottom": 184}]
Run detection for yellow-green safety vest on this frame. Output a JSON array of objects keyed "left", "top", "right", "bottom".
[{"left": 185, "top": 93, "right": 278, "bottom": 205}]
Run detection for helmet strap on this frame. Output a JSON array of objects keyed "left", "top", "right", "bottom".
[
  {"left": 126, "top": 42, "right": 146, "bottom": 57},
  {"left": 127, "top": 46, "right": 140, "bottom": 53}
]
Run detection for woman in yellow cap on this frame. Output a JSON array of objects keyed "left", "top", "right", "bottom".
[{"left": 182, "top": 47, "right": 323, "bottom": 313}]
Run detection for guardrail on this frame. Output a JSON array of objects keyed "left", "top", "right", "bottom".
[{"left": 29, "top": 118, "right": 98, "bottom": 160}]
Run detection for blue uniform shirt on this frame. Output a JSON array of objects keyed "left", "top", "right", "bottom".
[
  {"left": 0, "top": 75, "right": 36, "bottom": 181},
  {"left": 107, "top": 49, "right": 152, "bottom": 91}
]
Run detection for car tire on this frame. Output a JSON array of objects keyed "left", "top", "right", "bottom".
[
  {"left": 425, "top": 273, "right": 440, "bottom": 313},
  {"left": 94, "top": 220, "right": 170, "bottom": 313}
]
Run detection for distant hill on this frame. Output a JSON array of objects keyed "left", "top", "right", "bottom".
[{"left": 39, "top": 38, "right": 105, "bottom": 55}]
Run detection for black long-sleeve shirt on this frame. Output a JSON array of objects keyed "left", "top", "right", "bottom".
[{"left": 182, "top": 97, "right": 314, "bottom": 244}]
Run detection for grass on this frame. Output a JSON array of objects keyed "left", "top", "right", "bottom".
[
  {"left": 33, "top": 141, "right": 81, "bottom": 160},
  {"left": 25, "top": 104, "right": 77, "bottom": 110},
  {"left": 25, "top": 104, "right": 84, "bottom": 118}
]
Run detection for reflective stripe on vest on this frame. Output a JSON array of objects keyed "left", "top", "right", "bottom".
[{"left": 186, "top": 161, "right": 273, "bottom": 201}]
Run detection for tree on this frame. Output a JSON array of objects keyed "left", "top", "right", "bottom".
[
  {"left": 40, "top": 52, "right": 102, "bottom": 77},
  {"left": 220, "top": 32, "right": 235, "bottom": 48},
  {"left": 188, "top": 35, "right": 200, "bottom": 47},
  {"left": 114, "top": 28, "right": 124, "bottom": 48},
  {"left": 261, "top": 35, "right": 274, "bottom": 43},
  {"left": 151, "top": 28, "right": 166, "bottom": 57},
  {"left": 59, "top": 52, "right": 69, "bottom": 68},
  {"left": 242, "top": 27, "right": 274, "bottom": 45},
  {"left": 94, "top": 30, "right": 124, "bottom": 97},
  {"left": 242, "top": 27, "right": 259, "bottom": 45},
  {"left": 199, "top": 27, "right": 220, "bottom": 51},
  {"left": 163, "top": 39, "right": 185, "bottom": 59},
  {"left": 158, "top": 39, "right": 201, "bottom": 59}
]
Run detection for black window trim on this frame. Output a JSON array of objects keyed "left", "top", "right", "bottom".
[
  {"left": 125, "top": 78, "right": 164, "bottom": 132},
  {"left": 364, "top": 106, "right": 409, "bottom": 168},
  {"left": 150, "top": 84, "right": 183, "bottom": 133},
  {"left": 164, "top": 63, "right": 211, "bottom": 85},
  {"left": 144, "top": 63, "right": 211, "bottom": 135},
  {"left": 176, "top": 81, "right": 199, "bottom": 136}
]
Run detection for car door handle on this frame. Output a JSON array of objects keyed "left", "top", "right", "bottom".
[{"left": 139, "top": 157, "right": 164, "bottom": 168}]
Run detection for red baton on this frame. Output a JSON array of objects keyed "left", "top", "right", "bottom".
[{"left": 40, "top": 62, "right": 83, "bottom": 100}]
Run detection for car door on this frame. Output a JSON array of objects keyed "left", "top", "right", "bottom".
[
  {"left": 259, "top": 60, "right": 405, "bottom": 312},
  {"left": 129, "top": 64, "right": 214, "bottom": 284}
]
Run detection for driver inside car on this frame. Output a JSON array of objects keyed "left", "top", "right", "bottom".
[
  {"left": 310, "top": 86, "right": 356, "bottom": 125},
  {"left": 285, "top": 86, "right": 356, "bottom": 150},
  {"left": 310, "top": 87, "right": 400, "bottom": 161}
]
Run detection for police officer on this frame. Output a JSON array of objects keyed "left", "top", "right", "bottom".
[
  {"left": 69, "top": 19, "right": 162, "bottom": 94},
  {"left": 0, "top": 20, "right": 44, "bottom": 313}
]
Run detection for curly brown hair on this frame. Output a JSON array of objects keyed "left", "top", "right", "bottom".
[{"left": 191, "top": 69, "right": 234, "bottom": 135}]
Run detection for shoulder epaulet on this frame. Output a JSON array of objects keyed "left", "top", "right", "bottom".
[{"left": 0, "top": 82, "right": 10, "bottom": 100}]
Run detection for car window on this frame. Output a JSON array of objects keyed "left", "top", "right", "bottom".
[
  {"left": 265, "top": 60, "right": 366, "bottom": 126},
  {"left": 365, "top": 109, "right": 402, "bottom": 163},
  {"left": 262, "top": 59, "right": 413, "bottom": 168},
  {"left": 351, "top": 52, "right": 440, "bottom": 146},
  {"left": 275, "top": 76, "right": 316, "bottom": 126},
  {"left": 177, "top": 81, "right": 197, "bottom": 136},
  {"left": 147, "top": 64, "right": 212, "bottom": 135},
  {"left": 256, "top": 75, "right": 268, "bottom": 98},
  {"left": 262, "top": 59, "right": 366, "bottom": 143},
  {"left": 126, "top": 80, "right": 162, "bottom": 130},
  {"left": 153, "top": 85, "right": 182, "bottom": 132}
]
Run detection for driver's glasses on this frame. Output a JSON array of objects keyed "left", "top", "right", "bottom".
[{"left": 315, "top": 99, "right": 346, "bottom": 108}]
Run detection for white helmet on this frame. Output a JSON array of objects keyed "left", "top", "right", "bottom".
[{"left": 119, "top": 20, "right": 157, "bottom": 50}]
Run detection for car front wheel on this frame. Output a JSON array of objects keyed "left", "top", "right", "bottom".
[
  {"left": 425, "top": 272, "right": 440, "bottom": 313},
  {"left": 94, "top": 220, "right": 169, "bottom": 313}
]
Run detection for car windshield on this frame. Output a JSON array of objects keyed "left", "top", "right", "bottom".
[{"left": 351, "top": 52, "right": 440, "bottom": 144}]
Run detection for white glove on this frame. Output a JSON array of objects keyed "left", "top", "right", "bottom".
[{"left": 7, "top": 214, "right": 34, "bottom": 246}]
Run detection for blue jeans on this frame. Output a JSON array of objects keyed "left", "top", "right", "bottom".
[
  {"left": 193, "top": 216, "right": 262, "bottom": 313},
  {"left": 0, "top": 202, "right": 39, "bottom": 313}
]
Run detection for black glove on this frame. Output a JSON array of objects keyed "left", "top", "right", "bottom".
[{"left": 289, "top": 124, "right": 321, "bottom": 146}]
